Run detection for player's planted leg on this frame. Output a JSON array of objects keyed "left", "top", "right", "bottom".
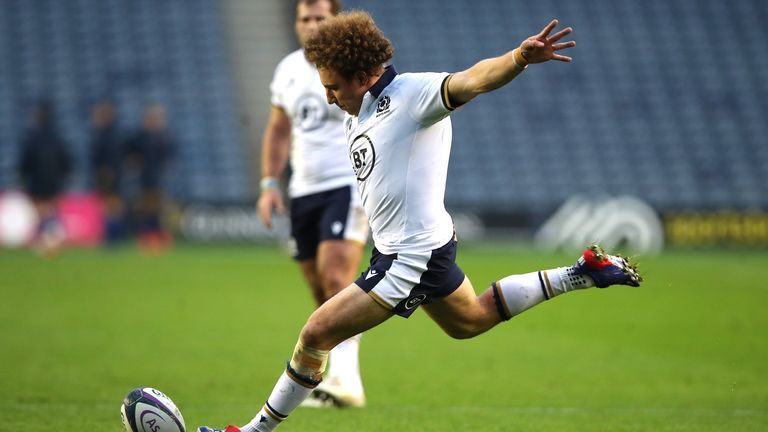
[
  {"left": 307, "top": 334, "right": 366, "bottom": 407},
  {"left": 247, "top": 342, "right": 328, "bottom": 431},
  {"left": 197, "top": 341, "right": 328, "bottom": 432},
  {"left": 302, "top": 241, "right": 367, "bottom": 408},
  {"left": 198, "top": 285, "right": 393, "bottom": 432}
]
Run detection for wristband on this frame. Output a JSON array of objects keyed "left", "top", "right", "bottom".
[
  {"left": 260, "top": 176, "right": 279, "bottom": 190},
  {"left": 512, "top": 48, "right": 529, "bottom": 68}
]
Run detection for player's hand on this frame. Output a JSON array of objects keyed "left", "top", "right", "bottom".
[
  {"left": 519, "top": 19, "right": 575, "bottom": 64},
  {"left": 257, "top": 188, "right": 285, "bottom": 229}
]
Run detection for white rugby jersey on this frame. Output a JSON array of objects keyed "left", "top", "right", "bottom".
[
  {"left": 345, "top": 66, "right": 456, "bottom": 254},
  {"left": 270, "top": 49, "right": 356, "bottom": 198}
]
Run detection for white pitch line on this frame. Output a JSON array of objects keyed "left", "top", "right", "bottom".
[{"left": 4, "top": 402, "right": 767, "bottom": 418}]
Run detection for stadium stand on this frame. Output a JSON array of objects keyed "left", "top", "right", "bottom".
[
  {"left": 0, "top": 0, "right": 248, "bottom": 202},
  {"left": 346, "top": 0, "right": 768, "bottom": 219},
  {"left": 0, "top": 0, "right": 765, "bottom": 221}
]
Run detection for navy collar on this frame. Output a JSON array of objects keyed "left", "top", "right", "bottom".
[{"left": 368, "top": 65, "right": 398, "bottom": 98}]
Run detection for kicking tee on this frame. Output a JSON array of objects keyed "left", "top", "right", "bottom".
[
  {"left": 270, "top": 49, "right": 356, "bottom": 198},
  {"left": 344, "top": 66, "right": 456, "bottom": 254}
]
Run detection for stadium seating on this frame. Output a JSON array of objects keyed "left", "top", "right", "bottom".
[
  {"left": 1, "top": 0, "right": 765, "bottom": 217},
  {"left": 347, "top": 0, "right": 768, "bottom": 215},
  {"left": 0, "top": 0, "right": 248, "bottom": 202}
]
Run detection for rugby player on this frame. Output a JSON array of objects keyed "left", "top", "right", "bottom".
[{"left": 201, "top": 11, "right": 641, "bottom": 432}]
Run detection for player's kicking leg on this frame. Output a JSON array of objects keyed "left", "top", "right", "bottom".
[{"left": 423, "top": 244, "right": 642, "bottom": 338}]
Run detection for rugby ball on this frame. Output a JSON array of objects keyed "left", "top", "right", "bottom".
[{"left": 120, "top": 387, "right": 186, "bottom": 432}]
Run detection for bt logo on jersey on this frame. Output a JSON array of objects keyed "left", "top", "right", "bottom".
[{"left": 349, "top": 134, "right": 376, "bottom": 181}]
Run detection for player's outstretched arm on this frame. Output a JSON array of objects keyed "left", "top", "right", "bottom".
[{"left": 447, "top": 19, "right": 575, "bottom": 107}]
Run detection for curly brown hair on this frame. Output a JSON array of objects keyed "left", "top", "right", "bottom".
[{"left": 304, "top": 10, "right": 394, "bottom": 80}]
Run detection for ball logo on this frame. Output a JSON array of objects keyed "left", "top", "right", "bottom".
[
  {"left": 293, "top": 93, "right": 328, "bottom": 132},
  {"left": 349, "top": 134, "right": 376, "bottom": 181},
  {"left": 122, "top": 387, "right": 186, "bottom": 432},
  {"left": 140, "top": 410, "right": 166, "bottom": 432},
  {"left": 404, "top": 294, "right": 427, "bottom": 310}
]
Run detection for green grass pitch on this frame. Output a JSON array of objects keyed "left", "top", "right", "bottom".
[{"left": 1, "top": 244, "right": 767, "bottom": 431}]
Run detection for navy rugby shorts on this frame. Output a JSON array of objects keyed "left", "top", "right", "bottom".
[
  {"left": 355, "top": 237, "right": 466, "bottom": 318},
  {"left": 289, "top": 185, "right": 368, "bottom": 260}
]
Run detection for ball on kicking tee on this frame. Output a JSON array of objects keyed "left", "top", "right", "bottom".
[{"left": 120, "top": 387, "right": 186, "bottom": 432}]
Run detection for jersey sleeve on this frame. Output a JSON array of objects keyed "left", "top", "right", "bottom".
[
  {"left": 405, "top": 72, "right": 454, "bottom": 125},
  {"left": 269, "top": 61, "right": 287, "bottom": 109}
]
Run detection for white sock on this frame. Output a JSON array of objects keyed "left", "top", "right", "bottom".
[
  {"left": 545, "top": 266, "right": 594, "bottom": 294},
  {"left": 492, "top": 267, "right": 594, "bottom": 320},
  {"left": 241, "top": 370, "right": 315, "bottom": 432},
  {"left": 326, "top": 334, "right": 363, "bottom": 394}
]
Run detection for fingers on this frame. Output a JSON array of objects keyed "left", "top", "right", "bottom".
[
  {"left": 548, "top": 27, "right": 573, "bottom": 43},
  {"left": 258, "top": 203, "right": 273, "bottom": 228},
  {"left": 260, "top": 211, "right": 272, "bottom": 229},
  {"left": 521, "top": 20, "right": 575, "bottom": 63},
  {"left": 258, "top": 194, "right": 276, "bottom": 228},
  {"left": 275, "top": 197, "right": 286, "bottom": 215},
  {"left": 537, "top": 19, "right": 559, "bottom": 39},
  {"left": 552, "top": 41, "right": 576, "bottom": 51},
  {"left": 257, "top": 189, "right": 287, "bottom": 229}
]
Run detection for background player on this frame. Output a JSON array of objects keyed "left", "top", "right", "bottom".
[
  {"left": 201, "top": 12, "right": 641, "bottom": 432},
  {"left": 256, "top": 0, "right": 368, "bottom": 407},
  {"left": 18, "top": 101, "right": 71, "bottom": 255}
]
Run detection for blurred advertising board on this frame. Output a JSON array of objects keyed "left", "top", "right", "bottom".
[
  {"left": 0, "top": 192, "right": 103, "bottom": 248},
  {"left": 535, "top": 196, "right": 664, "bottom": 254},
  {"left": 664, "top": 211, "right": 768, "bottom": 247},
  {"left": 536, "top": 195, "right": 768, "bottom": 250}
]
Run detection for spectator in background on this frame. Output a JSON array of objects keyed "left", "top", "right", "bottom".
[
  {"left": 90, "top": 100, "right": 125, "bottom": 245},
  {"left": 124, "top": 103, "right": 175, "bottom": 251},
  {"left": 18, "top": 101, "right": 72, "bottom": 254}
]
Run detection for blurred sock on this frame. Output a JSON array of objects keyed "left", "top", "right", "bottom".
[{"left": 327, "top": 334, "right": 363, "bottom": 395}]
